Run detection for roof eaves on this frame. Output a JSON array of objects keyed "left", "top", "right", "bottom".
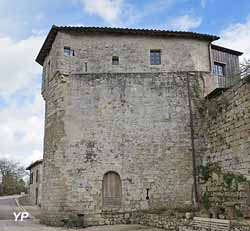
[
  {"left": 35, "top": 25, "right": 59, "bottom": 65},
  {"left": 211, "top": 44, "right": 243, "bottom": 56},
  {"left": 26, "top": 159, "right": 43, "bottom": 171},
  {"left": 36, "top": 25, "right": 220, "bottom": 66}
]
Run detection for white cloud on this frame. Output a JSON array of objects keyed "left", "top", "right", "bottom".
[
  {"left": 0, "top": 34, "right": 45, "bottom": 167},
  {"left": 167, "top": 14, "right": 202, "bottom": 31},
  {"left": 80, "top": 0, "right": 124, "bottom": 25},
  {"left": 0, "top": 93, "right": 44, "bottom": 167},
  {"left": 216, "top": 17, "right": 250, "bottom": 61},
  {"left": 79, "top": 0, "right": 174, "bottom": 27},
  {"left": 0, "top": 35, "right": 44, "bottom": 98}
]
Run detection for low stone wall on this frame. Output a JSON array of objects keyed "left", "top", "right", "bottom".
[
  {"left": 134, "top": 212, "right": 192, "bottom": 230},
  {"left": 84, "top": 211, "right": 133, "bottom": 226},
  {"left": 41, "top": 209, "right": 250, "bottom": 231},
  {"left": 231, "top": 221, "right": 250, "bottom": 231},
  {"left": 18, "top": 195, "right": 32, "bottom": 206},
  {"left": 85, "top": 211, "right": 193, "bottom": 230},
  {"left": 47, "top": 210, "right": 192, "bottom": 229}
]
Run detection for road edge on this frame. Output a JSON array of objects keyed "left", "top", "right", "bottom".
[{"left": 15, "top": 197, "right": 34, "bottom": 219}]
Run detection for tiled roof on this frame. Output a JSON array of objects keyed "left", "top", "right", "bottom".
[
  {"left": 36, "top": 25, "right": 220, "bottom": 65},
  {"left": 211, "top": 44, "right": 243, "bottom": 56},
  {"left": 26, "top": 159, "right": 43, "bottom": 170}
]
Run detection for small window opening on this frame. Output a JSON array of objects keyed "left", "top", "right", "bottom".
[
  {"left": 30, "top": 172, "right": 33, "bottom": 185},
  {"left": 36, "top": 169, "right": 39, "bottom": 183},
  {"left": 112, "top": 56, "right": 119, "bottom": 65},
  {"left": 85, "top": 62, "right": 88, "bottom": 72},
  {"left": 47, "top": 61, "right": 50, "bottom": 75},
  {"left": 213, "top": 62, "right": 225, "bottom": 76},
  {"left": 64, "top": 47, "right": 75, "bottom": 56},
  {"left": 150, "top": 50, "right": 161, "bottom": 65}
]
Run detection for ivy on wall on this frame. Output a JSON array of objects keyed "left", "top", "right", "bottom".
[{"left": 199, "top": 162, "right": 250, "bottom": 212}]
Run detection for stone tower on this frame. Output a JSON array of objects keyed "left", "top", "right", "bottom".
[{"left": 36, "top": 25, "right": 219, "bottom": 226}]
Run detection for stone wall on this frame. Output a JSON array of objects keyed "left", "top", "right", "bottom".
[
  {"left": 231, "top": 221, "right": 250, "bottom": 231},
  {"left": 199, "top": 164, "right": 250, "bottom": 219},
  {"left": 205, "top": 77, "right": 250, "bottom": 178},
  {"left": 133, "top": 212, "right": 191, "bottom": 230},
  {"left": 200, "top": 76, "right": 250, "bottom": 218},
  {"left": 28, "top": 163, "right": 43, "bottom": 206},
  {"left": 41, "top": 32, "right": 212, "bottom": 96},
  {"left": 41, "top": 71, "right": 205, "bottom": 225},
  {"left": 47, "top": 31, "right": 211, "bottom": 73}
]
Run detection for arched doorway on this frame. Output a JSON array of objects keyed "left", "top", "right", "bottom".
[{"left": 102, "top": 171, "right": 122, "bottom": 207}]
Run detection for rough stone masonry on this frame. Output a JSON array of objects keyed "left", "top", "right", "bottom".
[
  {"left": 36, "top": 26, "right": 243, "bottom": 226},
  {"left": 41, "top": 70, "right": 206, "bottom": 226}
]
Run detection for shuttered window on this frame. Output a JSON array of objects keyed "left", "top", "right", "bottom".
[{"left": 102, "top": 172, "right": 122, "bottom": 207}]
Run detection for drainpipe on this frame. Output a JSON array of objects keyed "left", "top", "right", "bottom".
[
  {"left": 186, "top": 73, "right": 198, "bottom": 208},
  {"left": 208, "top": 42, "right": 213, "bottom": 73}
]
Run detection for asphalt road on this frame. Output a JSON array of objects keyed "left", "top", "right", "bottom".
[{"left": 0, "top": 197, "right": 19, "bottom": 220}]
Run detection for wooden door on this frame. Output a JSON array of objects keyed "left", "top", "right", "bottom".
[{"left": 103, "top": 172, "right": 121, "bottom": 207}]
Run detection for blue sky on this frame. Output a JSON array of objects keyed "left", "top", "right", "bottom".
[{"left": 0, "top": 0, "right": 250, "bottom": 167}]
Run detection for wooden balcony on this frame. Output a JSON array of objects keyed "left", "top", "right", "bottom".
[{"left": 204, "top": 74, "right": 229, "bottom": 97}]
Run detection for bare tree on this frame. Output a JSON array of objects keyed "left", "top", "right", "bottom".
[
  {"left": 240, "top": 59, "right": 250, "bottom": 79},
  {"left": 0, "top": 159, "right": 27, "bottom": 196}
]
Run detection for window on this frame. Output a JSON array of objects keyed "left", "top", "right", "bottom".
[
  {"left": 35, "top": 187, "right": 38, "bottom": 205},
  {"left": 112, "top": 56, "right": 119, "bottom": 65},
  {"left": 102, "top": 171, "right": 122, "bottom": 207},
  {"left": 64, "top": 47, "right": 75, "bottom": 56},
  {"left": 47, "top": 61, "right": 50, "bottom": 79},
  {"left": 36, "top": 169, "right": 39, "bottom": 183},
  {"left": 213, "top": 62, "right": 225, "bottom": 76},
  {"left": 85, "top": 62, "right": 88, "bottom": 72},
  {"left": 150, "top": 50, "right": 161, "bottom": 65},
  {"left": 30, "top": 172, "right": 33, "bottom": 185},
  {"left": 47, "top": 60, "right": 50, "bottom": 70}
]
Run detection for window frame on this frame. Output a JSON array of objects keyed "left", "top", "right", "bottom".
[
  {"left": 64, "top": 47, "right": 75, "bottom": 57},
  {"left": 36, "top": 169, "right": 39, "bottom": 183},
  {"left": 213, "top": 62, "right": 226, "bottom": 77},
  {"left": 30, "top": 172, "right": 33, "bottom": 185},
  {"left": 150, "top": 49, "right": 161, "bottom": 65},
  {"left": 112, "top": 56, "right": 119, "bottom": 65}
]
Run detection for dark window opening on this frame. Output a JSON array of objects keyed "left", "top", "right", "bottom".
[
  {"left": 150, "top": 50, "right": 161, "bottom": 65},
  {"left": 30, "top": 172, "right": 33, "bottom": 185},
  {"left": 35, "top": 187, "right": 38, "bottom": 205},
  {"left": 64, "top": 47, "right": 75, "bottom": 56},
  {"left": 47, "top": 61, "right": 50, "bottom": 81},
  {"left": 213, "top": 62, "right": 225, "bottom": 76},
  {"left": 85, "top": 62, "right": 88, "bottom": 72},
  {"left": 36, "top": 169, "right": 39, "bottom": 183},
  {"left": 112, "top": 56, "right": 119, "bottom": 65}
]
